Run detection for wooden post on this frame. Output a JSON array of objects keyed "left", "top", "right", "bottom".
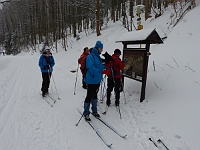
[{"left": 140, "top": 43, "right": 150, "bottom": 102}]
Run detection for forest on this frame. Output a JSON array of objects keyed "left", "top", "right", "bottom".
[{"left": 0, "top": 0, "right": 195, "bottom": 55}]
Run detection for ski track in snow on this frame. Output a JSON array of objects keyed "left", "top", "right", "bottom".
[{"left": 0, "top": 57, "right": 25, "bottom": 135}]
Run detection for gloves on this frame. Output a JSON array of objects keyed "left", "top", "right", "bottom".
[
  {"left": 44, "top": 65, "right": 50, "bottom": 70},
  {"left": 102, "top": 69, "right": 110, "bottom": 75},
  {"left": 102, "top": 52, "right": 113, "bottom": 64}
]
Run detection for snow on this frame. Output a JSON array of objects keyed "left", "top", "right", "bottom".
[
  {"left": 0, "top": 3, "right": 200, "bottom": 150},
  {"left": 116, "top": 28, "right": 156, "bottom": 42}
]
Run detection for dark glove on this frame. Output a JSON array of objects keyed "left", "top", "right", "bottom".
[
  {"left": 44, "top": 65, "right": 50, "bottom": 70},
  {"left": 102, "top": 52, "right": 113, "bottom": 64}
]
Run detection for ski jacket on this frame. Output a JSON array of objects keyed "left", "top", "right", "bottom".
[
  {"left": 102, "top": 54, "right": 124, "bottom": 79},
  {"left": 39, "top": 53, "right": 55, "bottom": 73},
  {"left": 84, "top": 48, "right": 104, "bottom": 84},
  {"left": 78, "top": 52, "right": 89, "bottom": 74}
]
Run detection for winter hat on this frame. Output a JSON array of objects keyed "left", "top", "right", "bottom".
[
  {"left": 45, "top": 46, "right": 51, "bottom": 51},
  {"left": 83, "top": 47, "right": 88, "bottom": 52},
  {"left": 95, "top": 41, "right": 103, "bottom": 49},
  {"left": 114, "top": 49, "right": 121, "bottom": 55}
]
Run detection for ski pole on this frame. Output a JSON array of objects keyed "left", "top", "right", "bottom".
[
  {"left": 116, "top": 105, "right": 122, "bottom": 119},
  {"left": 100, "top": 75, "right": 106, "bottom": 102},
  {"left": 74, "top": 63, "right": 79, "bottom": 95},
  {"left": 51, "top": 73, "right": 60, "bottom": 100},
  {"left": 99, "top": 79, "right": 103, "bottom": 103},
  {"left": 76, "top": 109, "right": 85, "bottom": 126},
  {"left": 120, "top": 78, "right": 127, "bottom": 104}
]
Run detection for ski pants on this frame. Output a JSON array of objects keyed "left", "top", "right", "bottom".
[
  {"left": 82, "top": 74, "right": 87, "bottom": 88},
  {"left": 106, "top": 78, "right": 121, "bottom": 104},
  {"left": 83, "top": 84, "right": 100, "bottom": 115},
  {"left": 41, "top": 72, "right": 51, "bottom": 93}
]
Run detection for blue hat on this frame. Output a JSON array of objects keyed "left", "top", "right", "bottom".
[{"left": 95, "top": 41, "right": 103, "bottom": 49}]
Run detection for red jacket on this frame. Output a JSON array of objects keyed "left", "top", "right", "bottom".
[
  {"left": 78, "top": 52, "right": 89, "bottom": 74},
  {"left": 103, "top": 54, "right": 124, "bottom": 79}
]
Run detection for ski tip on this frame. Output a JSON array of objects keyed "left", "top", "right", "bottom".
[
  {"left": 122, "top": 135, "right": 127, "bottom": 138},
  {"left": 102, "top": 112, "right": 106, "bottom": 115},
  {"left": 107, "top": 144, "right": 112, "bottom": 147}
]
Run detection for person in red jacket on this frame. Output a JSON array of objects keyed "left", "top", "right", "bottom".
[
  {"left": 103, "top": 49, "right": 124, "bottom": 106},
  {"left": 78, "top": 47, "right": 90, "bottom": 89}
]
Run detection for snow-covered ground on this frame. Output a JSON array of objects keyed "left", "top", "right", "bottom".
[{"left": 0, "top": 2, "right": 200, "bottom": 150}]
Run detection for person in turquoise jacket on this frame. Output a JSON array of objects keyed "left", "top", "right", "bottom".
[
  {"left": 83, "top": 41, "right": 104, "bottom": 121},
  {"left": 39, "top": 46, "right": 55, "bottom": 97}
]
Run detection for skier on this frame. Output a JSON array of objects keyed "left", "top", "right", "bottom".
[
  {"left": 39, "top": 46, "right": 55, "bottom": 97},
  {"left": 78, "top": 47, "right": 90, "bottom": 89},
  {"left": 103, "top": 49, "right": 124, "bottom": 107},
  {"left": 83, "top": 41, "right": 104, "bottom": 121}
]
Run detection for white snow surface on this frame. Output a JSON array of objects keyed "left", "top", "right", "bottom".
[
  {"left": 0, "top": 3, "right": 200, "bottom": 150},
  {"left": 116, "top": 28, "right": 157, "bottom": 42}
]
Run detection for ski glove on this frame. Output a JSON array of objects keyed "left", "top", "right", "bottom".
[{"left": 44, "top": 65, "right": 50, "bottom": 70}]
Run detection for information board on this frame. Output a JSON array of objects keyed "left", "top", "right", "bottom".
[{"left": 123, "top": 49, "right": 145, "bottom": 81}]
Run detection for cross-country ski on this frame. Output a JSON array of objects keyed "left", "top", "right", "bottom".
[{"left": 77, "top": 109, "right": 112, "bottom": 147}]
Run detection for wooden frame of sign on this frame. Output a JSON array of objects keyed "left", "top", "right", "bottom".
[{"left": 116, "top": 29, "right": 163, "bottom": 102}]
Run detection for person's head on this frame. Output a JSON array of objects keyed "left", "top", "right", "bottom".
[
  {"left": 45, "top": 46, "right": 51, "bottom": 55},
  {"left": 95, "top": 41, "right": 103, "bottom": 54},
  {"left": 114, "top": 49, "right": 121, "bottom": 55},
  {"left": 83, "top": 47, "right": 89, "bottom": 54}
]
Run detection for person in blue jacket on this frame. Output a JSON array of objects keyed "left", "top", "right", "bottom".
[
  {"left": 83, "top": 41, "right": 104, "bottom": 121},
  {"left": 39, "top": 46, "right": 55, "bottom": 97}
]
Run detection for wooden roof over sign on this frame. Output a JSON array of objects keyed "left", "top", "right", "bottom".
[{"left": 116, "top": 28, "right": 163, "bottom": 44}]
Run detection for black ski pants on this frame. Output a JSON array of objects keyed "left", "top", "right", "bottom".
[
  {"left": 106, "top": 78, "right": 121, "bottom": 104},
  {"left": 41, "top": 72, "right": 51, "bottom": 93},
  {"left": 82, "top": 74, "right": 87, "bottom": 88},
  {"left": 85, "top": 84, "right": 100, "bottom": 103}
]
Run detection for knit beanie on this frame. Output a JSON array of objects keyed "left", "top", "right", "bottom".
[{"left": 95, "top": 41, "right": 103, "bottom": 49}]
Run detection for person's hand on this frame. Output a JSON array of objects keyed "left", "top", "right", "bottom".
[
  {"left": 44, "top": 65, "right": 50, "bottom": 70},
  {"left": 102, "top": 69, "right": 110, "bottom": 75}
]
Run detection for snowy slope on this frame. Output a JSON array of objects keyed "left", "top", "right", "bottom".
[{"left": 0, "top": 3, "right": 200, "bottom": 150}]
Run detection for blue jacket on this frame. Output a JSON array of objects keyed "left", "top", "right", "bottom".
[
  {"left": 84, "top": 48, "right": 104, "bottom": 84},
  {"left": 39, "top": 54, "right": 55, "bottom": 73}
]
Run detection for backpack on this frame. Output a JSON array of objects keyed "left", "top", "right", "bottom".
[
  {"left": 79, "top": 54, "right": 94, "bottom": 75},
  {"left": 105, "top": 57, "right": 120, "bottom": 79}
]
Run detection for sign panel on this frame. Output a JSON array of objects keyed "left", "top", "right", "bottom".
[{"left": 123, "top": 49, "right": 145, "bottom": 81}]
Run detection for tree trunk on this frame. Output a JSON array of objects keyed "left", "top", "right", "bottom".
[{"left": 96, "top": 0, "right": 101, "bottom": 36}]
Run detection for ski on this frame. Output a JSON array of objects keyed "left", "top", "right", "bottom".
[
  {"left": 46, "top": 94, "right": 56, "bottom": 103},
  {"left": 149, "top": 138, "right": 158, "bottom": 148},
  {"left": 40, "top": 93, "right": 55, "bottom": 107},
  {"left": 42, "top": 96, "right": 53, "bottom": 107},
  {"left": 157, "top": 139, "right": 169, "bottom": 150},
  {"left": 77, "top": 109, "right": 112, "bottom": 148},
  {"left": 93, "top": 115, "right": 127, "bottom": 138}
]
